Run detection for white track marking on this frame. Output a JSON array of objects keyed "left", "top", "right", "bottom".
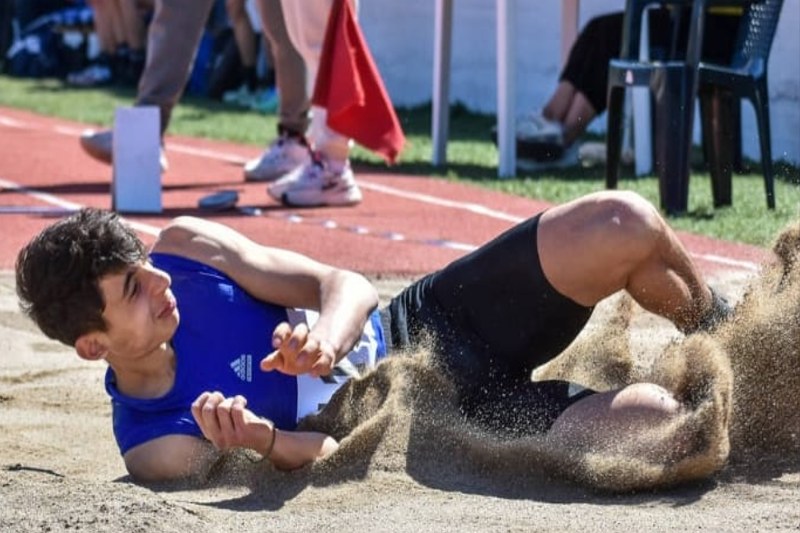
[{"left": 0, "top": 177, "right": 161, "bottom": 237}]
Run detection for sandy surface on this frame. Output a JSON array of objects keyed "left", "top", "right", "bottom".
[{"left": 2, "top": 269, "right": 800, "bottom": 533}]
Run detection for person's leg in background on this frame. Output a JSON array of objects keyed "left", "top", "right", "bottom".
[
  {"left": 541, "top": 83, "right": 597, "bottom": 149},
  {"left": 135, "top": 0, "right": 215, "bottom": 133},
  {"left": 515, "top": 12, "right": 622, "bottom": 168},
  {"left": 546, "top": 13, "right": 622, "bottom": 146},
  {"left": 66, "top": 0, "right": 126, "bottom": 87},
  {"left": 115, "top": 0, "right": 149, "bottom": 86},
  {"left": 221, "top": 0, "right": 259, "bottom": 105},
  {"left": 241, "top": 0, "right": 312, "bottom": 183},
  {"left": 79, "top": 0, "right": 216, "bottom": 171},
  {"left": 274, "top": 0, "right": 361, "bottom": 207}
]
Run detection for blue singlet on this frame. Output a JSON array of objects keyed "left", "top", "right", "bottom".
[{"left": 105, "top": 253, "right": 387, "bottom": 455}]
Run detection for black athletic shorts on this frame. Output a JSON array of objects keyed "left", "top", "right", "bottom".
[{"left": 382, "top": 214, "right": 595, "bottom": 435}]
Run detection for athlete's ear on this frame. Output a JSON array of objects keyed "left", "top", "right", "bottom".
[{"left": 75, "top": 333, "right": 109, "bottom": 361}]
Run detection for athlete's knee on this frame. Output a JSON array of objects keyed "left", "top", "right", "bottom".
[
  {"left": 613, "top": 382, "right": 682, "bottom": 416},
  {"left": 593, "top": 191, "right": 664, "bottom": 257}
]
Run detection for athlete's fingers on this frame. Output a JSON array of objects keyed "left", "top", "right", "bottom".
[
  {"left": 260, "top": 350, "right": 285, "bottom": 372},
  {"left": 201, "top": 392, "right": 225, "bottom": 441},
  {"left": 191, "top": 392, "right": 213, "bottom": 437},
  {"left": 265, "top": 323, "right": 312, "bottom": 374},
  {"left": 196, "top": 391, "right": 225, "bottom": 443},
  {"left": 285, "top": 323, "right": 309, "bottom": 357},
  {"left": 308, "top": 340, "right": 336, "bottom": 378},
  {"left": 271, "top": 322, "right": 293, "bottom": 350},
  {"left": 216, "top": 397, "right": 237, "bottom": 449},
  {"left": 191, "top": 391, "right": 211, "bottom": 421},
  {"left": 294, "top": 334, "right": 321, "bottom": 371},
  {"left": 230, "top": 395, "right": 249, "bottom": 431}
]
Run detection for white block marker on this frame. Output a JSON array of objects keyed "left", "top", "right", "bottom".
[{"left": 112, "top": 106, "right": 161, "bottom": 213}]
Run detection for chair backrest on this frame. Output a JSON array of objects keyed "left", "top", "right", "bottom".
[{"left": 731, "top": 0, "right": 784, "bottom": 72}]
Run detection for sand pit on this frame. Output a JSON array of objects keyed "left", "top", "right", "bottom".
[{"left": 2, "top": 244, "right": 800, "bottom": 530}]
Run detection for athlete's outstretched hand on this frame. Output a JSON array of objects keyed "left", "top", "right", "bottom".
[
  {"left": 191, "top": 391, "right": 272, "bottom": 455},
  {"left": 260, "top": 321, "right": 336, "bottom": 377},
  {"left": 191, "top": 391, "right": 340, "bottom": 470}
]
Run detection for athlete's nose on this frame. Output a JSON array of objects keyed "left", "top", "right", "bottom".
[{"left": 146, "top": 265, "right": 172, "bottom": 295}]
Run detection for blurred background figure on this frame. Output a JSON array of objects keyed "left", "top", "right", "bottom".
[
  {"left": 66, "top": 0, "right": 150, "bottom": 87},
  {"left": 77, "top": 0, "right": 306, "bottom": 179},
  {"left": 509, "top": 8, "right": 741, "bottom": 170},
  {"left": 220, "top": 0, "right": 278, "bottom": 113},
  {"left": 251, "top": 0, "right": 362, "bottom": 207}
]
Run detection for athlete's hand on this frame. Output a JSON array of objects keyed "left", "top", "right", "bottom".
[
  {"left": 191, "top": 391, "right": 273, "bottom": 456},
  {"left": 260, "top": 321, "right": 336, "bottom": 377}
]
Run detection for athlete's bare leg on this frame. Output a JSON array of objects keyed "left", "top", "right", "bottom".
[
  {"left": 547, "top": 383, "right": 687, "bottom": 461},
  {"left": 538, "top": 190, "right": 713, "bottom": 333}
]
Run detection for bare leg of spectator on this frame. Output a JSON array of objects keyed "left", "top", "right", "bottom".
[
  {"left": 542, "top": 81, "right": 598, "bottom": 148},
  {"left": 225, "top": 0, "right": 258, "bottom": 96},
  {"left": 271, "top": 0, "right": 361, "bottom": 207},
  {"left": 117, "top": 0, "right": 148, "bottom": 84},
  {"left": 66, "top": 0, "right": 122, "bottom": 87},
  {"left": 78, "top": 0, "right": 215, "bottom": 170},
  {"left": 241, "top": 0, "right": 312, "bottom": 183}
]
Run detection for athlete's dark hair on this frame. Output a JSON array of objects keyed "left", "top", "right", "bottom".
[{"left": 15, "top": 208, "right": 147, "bottom": 346}]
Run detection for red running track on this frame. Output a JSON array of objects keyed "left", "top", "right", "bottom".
[{"left": 0, "top": 106, "right": 769, "bottom": 279}]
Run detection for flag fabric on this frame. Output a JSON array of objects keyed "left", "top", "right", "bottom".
[{"left": 312, "top": 0, "right": 406, "bottom": 164}]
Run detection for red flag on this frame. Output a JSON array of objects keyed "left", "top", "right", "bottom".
[{"left": 312, "top": 0, "right": 406, "bottom": 164}]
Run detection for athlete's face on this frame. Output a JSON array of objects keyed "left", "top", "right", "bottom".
[{"left": 96, "top": 261, "right": 180, "bottom": 358}]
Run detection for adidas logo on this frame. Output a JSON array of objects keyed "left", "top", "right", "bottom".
[{"left": 230, "top": 354, "right": 253, "bottom": 382}]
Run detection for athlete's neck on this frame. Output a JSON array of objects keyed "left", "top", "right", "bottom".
[{"left": 109, "top": 343, "right": 177, "bottom": 399}]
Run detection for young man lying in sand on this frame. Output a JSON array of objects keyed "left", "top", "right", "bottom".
[{"left": 15, "top": 191, "right": 730, "bottom": 482}]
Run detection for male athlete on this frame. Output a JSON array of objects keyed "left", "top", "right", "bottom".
[{"left": 15, "top": 191, "right": 729, "bottom": 481}]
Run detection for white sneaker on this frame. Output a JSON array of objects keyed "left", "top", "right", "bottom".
[
  {"left": 79, "top": 129, "right": 169, "bottom": 172},
  {"left": 516, "top": 111, "right": 564, "bottom": 144},
  {"left": 578, "top": 141, "right": 635, "bottom": 168},
  {"left": 80, "top": 129, "right": 113, "bottom": 164},
  {"left": 244, "top": 135, "right": 311, "bottom": 182},
  {"left": 269, "top": 159, "right": 362, "bottom": 207}
]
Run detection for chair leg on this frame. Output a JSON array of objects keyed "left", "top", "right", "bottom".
[
  {"left": 652, "top": 66, "right": 693, "bottom": 214},
  {"left": 731, "top": 97, "right": 744, "bottom": 173},
  {"left": 700, "top": 85, "right": 734, "bottom": 207},
  {"left": 606, "top": 85, "right": 626, "bottom": 190},
  {"left": 752, "top": 80, "right": 775, "bottom": 209}
]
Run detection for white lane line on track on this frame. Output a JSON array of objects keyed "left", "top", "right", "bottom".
[
  {"left": 692, "top": 253, "right": 759, "bottom": 272},
  {"left": 167, "top": 144, "right": 250, "bottom": 165},
  {"left": 0, "top": 116, "right": 30, "bottom": 128},
  {"left": 53, "top": 125, "right": 86, "bottom": 136},
  {"left": 0, "top": 177, "right": 161, "bottom": 237},
  {"left": 0, "top": 175, "right": 482, "bottom": 252},
  {"left": 0, "top": 113, "right": 762, "bottom": 272}
]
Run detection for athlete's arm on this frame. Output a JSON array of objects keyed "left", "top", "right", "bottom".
[
  {"left": 123, "top": 434, "right": 219, "bottom": 482},
  {"left": 191, "top": 391, "right": 339, "bottom": 471},
  {"left": 122, "top": 393, "right": 339, "bottom": 482},
  {"left": 152, "top": 217, "right": 378, "bottom": 376}
]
